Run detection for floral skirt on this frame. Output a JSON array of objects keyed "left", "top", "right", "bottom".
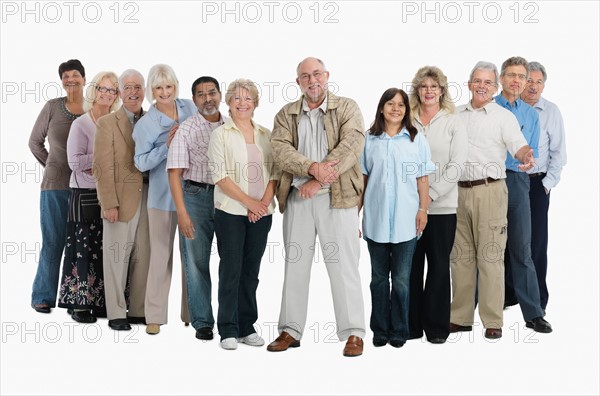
[{"left": 57, "top": 220, "right": 105, "bottom": 316}]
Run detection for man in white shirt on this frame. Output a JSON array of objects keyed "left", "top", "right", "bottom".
[
  {"left": 520, "top": 61, "right": 567, "bottom": 311},
  {"left": 450, "top": 61, "right": 534, "bottom": 340}
]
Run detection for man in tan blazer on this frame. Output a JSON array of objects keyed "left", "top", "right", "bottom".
[{"left": 94, "top": 69, "right": 151, "bottom": 331}]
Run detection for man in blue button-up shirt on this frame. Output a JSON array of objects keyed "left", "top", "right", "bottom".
[
  {"left": 495, "top": 56, "right": 551, "bottom": 334},
  {"left": 520, "top": 61, "right": 567, "bottom": 311}
]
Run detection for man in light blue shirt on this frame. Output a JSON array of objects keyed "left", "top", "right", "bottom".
[
  {"left": 521, "top": 61, "right": 567, "bottom": 311},
  {"left": 495, "top": 56, "right": 551, "bottom": 334}
]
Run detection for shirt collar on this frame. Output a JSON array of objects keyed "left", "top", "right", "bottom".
[
  {"left": 196, "top": 111, "right": 226, "bottom": 125},
  {"left": 302, "top": 95, "right": 328, "bottom": 113},
  {"left": 496, "top": 93, "right": 523, "bottom": 109},
  {"left": 222, "top": 118, "right": 266, "bottom": 135},
  {"left": 533, "top": 96, "right": 547, "bottom": 111},
  {"left": 123, "top": 106, "right": 144, "bottom": 125},
  {"left": 374, "top": 127, "right": 409, "bottom": 139}
]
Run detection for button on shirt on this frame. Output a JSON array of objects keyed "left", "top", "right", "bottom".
[
  {"left": 456, "top": 102, "right": 526, "bottom": 181},
  {"left": 495, "top": 94, "right": 540, "bottom": 172},
  {"left": 528, "top": 97, "right": 567, "bottom": 190},
  {"left": 167, "top": 112, "right": 226, "bottom": 184},
  {"left": 292, "top": 98, "right": 329, "bottom": 188},
  {"left": 133, "top": 98, "right": 198, "bottom": 211},
  {"left": 361, "top": 129, "right": 436, "bottom": 244}
]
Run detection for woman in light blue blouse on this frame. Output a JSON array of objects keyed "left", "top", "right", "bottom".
[
  {"left": 359, "top": 88, "right": 435, "bottom": 348},
  {"left": 133, "top": 64, "right": 197, "bottom": 335}
]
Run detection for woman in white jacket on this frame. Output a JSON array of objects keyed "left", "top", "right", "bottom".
[{"left": 408, "top": 66, "right": 468, "bottom": 344}]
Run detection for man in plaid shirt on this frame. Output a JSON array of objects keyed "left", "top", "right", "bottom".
[{"left": 167, "top": 76, "right": 226, "bottom": 341}]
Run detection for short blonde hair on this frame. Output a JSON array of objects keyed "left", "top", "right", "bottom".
[
  {"left": 225, "top": 78, "right": 260, "bottom": 108},
  {"left": 83, "top": 71, "right": 120, "bottom": 113},
  {"left": 146, "top": 64, "right": 179, "bottom": 103}
]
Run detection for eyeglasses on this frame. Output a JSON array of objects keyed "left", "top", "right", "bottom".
[
  {"left": 419, "top": 84, "right": 439, "bottom": 91},
  {"left": 123, "top": 84, "right": 143, "bottom": 92},
  {"left": 471, "top": 79, "right": 497, "bottom": 88},
  {"left": 527, "top": 79, "right": 545, "bottom": 87},
  {"left": 96, "top": 86, "right": 118, "bottom": 95},
  {"left": 233, "top": 96, "right": 255, "bottom": 103},
  {"left": 298, "top": 71, "right": 326, "bottom": 82},
  {"left": 504, "top": 72, "right": 527, "bottom": 80}
]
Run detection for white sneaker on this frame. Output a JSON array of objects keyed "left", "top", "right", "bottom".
[
  {"left": 237, "top": 333, "right": 265, "bottom": 347},
  {"left": 220, "top": 337, "right": 238, "bottom": 350}
]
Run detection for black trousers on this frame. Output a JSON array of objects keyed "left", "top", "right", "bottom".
[
  {"left": 409, "top": 214, "right": 456, "bottom": 340},
  {"left": 529, "top": 174, "right": 550, "bottom": 310},
  {"left": 214, "top": 210, "right": 272, "bottom": 340}
]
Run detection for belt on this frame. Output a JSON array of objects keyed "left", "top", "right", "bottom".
[
  {"left": 187, "top": 180, "right": 214, "bottom": 190},
  {"left": 458, "top": 177, "right": 499, "bottom": 188},
  {"left": 528, "top": 172, "right": 545, "bottom": 178}
]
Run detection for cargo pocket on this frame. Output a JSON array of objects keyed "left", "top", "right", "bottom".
[{"left": 484, "top": 218, "right": 507, "bottom": 264}]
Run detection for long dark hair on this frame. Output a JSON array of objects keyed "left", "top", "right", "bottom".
[{"left": 370, "top": 88, "right": 417, "bottom": 142}]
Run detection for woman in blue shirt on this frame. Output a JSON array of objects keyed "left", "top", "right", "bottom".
[
  {"left": 360, "top": 88, "right": 435, "bottom": 348},
  {"left": 133, "top": 64, "right": 197, "bottom": 335}
]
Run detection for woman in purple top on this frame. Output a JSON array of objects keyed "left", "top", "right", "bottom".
[
  {"left": 57, "top": 71, "right": 120, "bottom": 323},
  {"left": 29, "top": 59, "right": 86, "bottom": 314}
]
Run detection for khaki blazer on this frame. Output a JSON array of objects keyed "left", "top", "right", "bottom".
[{"left": 93, "top": 107, "right": 143, "bottom": 222}]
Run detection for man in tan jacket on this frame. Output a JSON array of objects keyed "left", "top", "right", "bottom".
[
  {"left": 94, "top": 69, "right": 150, "bottom": 331},
  {"left": 267, "top": 57, "right": 366, "bottom": 357}
]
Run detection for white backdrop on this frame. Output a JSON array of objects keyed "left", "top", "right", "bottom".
[{"left": 1, "top": 1, "right": 598, "bottom": 395}]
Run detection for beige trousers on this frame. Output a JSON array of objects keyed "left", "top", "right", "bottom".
[
  {"left": 145, "top": 208, "right": 178, "bottom": 325},
  {"left": 103, "top": 184, "right": 150, "bottom": 320},
  {"left": 450, "top": 180, "right": 508, "bottom": 329}
]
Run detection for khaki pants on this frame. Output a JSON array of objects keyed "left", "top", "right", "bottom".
[
  {"left": 277, "top": 190, "right": 366, "bottom": 341},
  {"left": 103, "top": 184, "right": 150, "bottom": 320},
  {"left": 450, "top": 180, "right": 508, "bottom": 329},
  {"left": 145, "top": 208, "right": 178, "bottom": 325}
]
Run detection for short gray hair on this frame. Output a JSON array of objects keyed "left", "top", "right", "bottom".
[
  {"left": 146, "top": 64, "right": 179, "bottom": 103},
  {"left": 469, "top": 61, "right": 499, "bottom": 84},
  {"left": 528, "top": 61, "right": 547, "bottom": 82},
  {"left": 296, "top": 57, "right": 327, "bottom": 76},
  {"left": 118, "top": 69, "right": 144, "bottom": 91},
  {"left": 500, "top": 56, "right": 529, "bottom": 77}
]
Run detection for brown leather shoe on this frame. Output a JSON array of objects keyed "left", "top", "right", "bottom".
[
  {"left": 449, "top": 323, "right": 473, "bottom": 333},
  {"left": 343, "top": 336, "right": 364, "bottom": 357},
  {"left": 267, "top": 331, "right": 300, "bottom": 352},
  {"left": 485, "top": 328, "right": 502, "bottom": 339}
]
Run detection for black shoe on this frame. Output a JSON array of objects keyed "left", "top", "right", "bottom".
[
  {"left": 31, "top": 304, "right": 51, "bottom": 314},
  {"left": 525, "top": 317, "right": 552, "bottom": 333},
  {"left": 373, "top": 338, "right": 388, "bottom": 347},
  {"left": 428, "top": 337, "right": 446, "bottom": 344},
  {"left": 127, "top": 316, "right": 146, "bottom": 325},
  {"left": 71, "top": 310, "right": 97, "bottom": 323},
  {"left": 389, "top": 340, "right": 406, "bottom": 348},
  {"left": 195, "top": 327, "right": 214, "bottom": 340},
  {"left": 504, "top": 297, "right": 519, "bottom": 309},
  {"left": 67, "top": 308, "right": 73, "bottom": 315},
  {"left": 108, "top": 318, "right": 131, "bottom": 331}
]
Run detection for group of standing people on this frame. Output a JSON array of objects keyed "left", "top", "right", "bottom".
[{"left": 29, "top": 55, "right": 566, "bottom": 356}]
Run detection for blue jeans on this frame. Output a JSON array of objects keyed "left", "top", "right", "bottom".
[
  {"left": 31, "top": 190, "right": 70, "bottom": 307},
  {"left": 504, "top": 171, "right": 544, "bottom": 320},
  {"left": 179, "top": 181, "right": 215, "bottom": 329},
  {"left": 367, "top": 237, "right": 417, "bottom": 343},
  {"left": 214, "top": 210, "right": 272, "bottom": 340}
]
